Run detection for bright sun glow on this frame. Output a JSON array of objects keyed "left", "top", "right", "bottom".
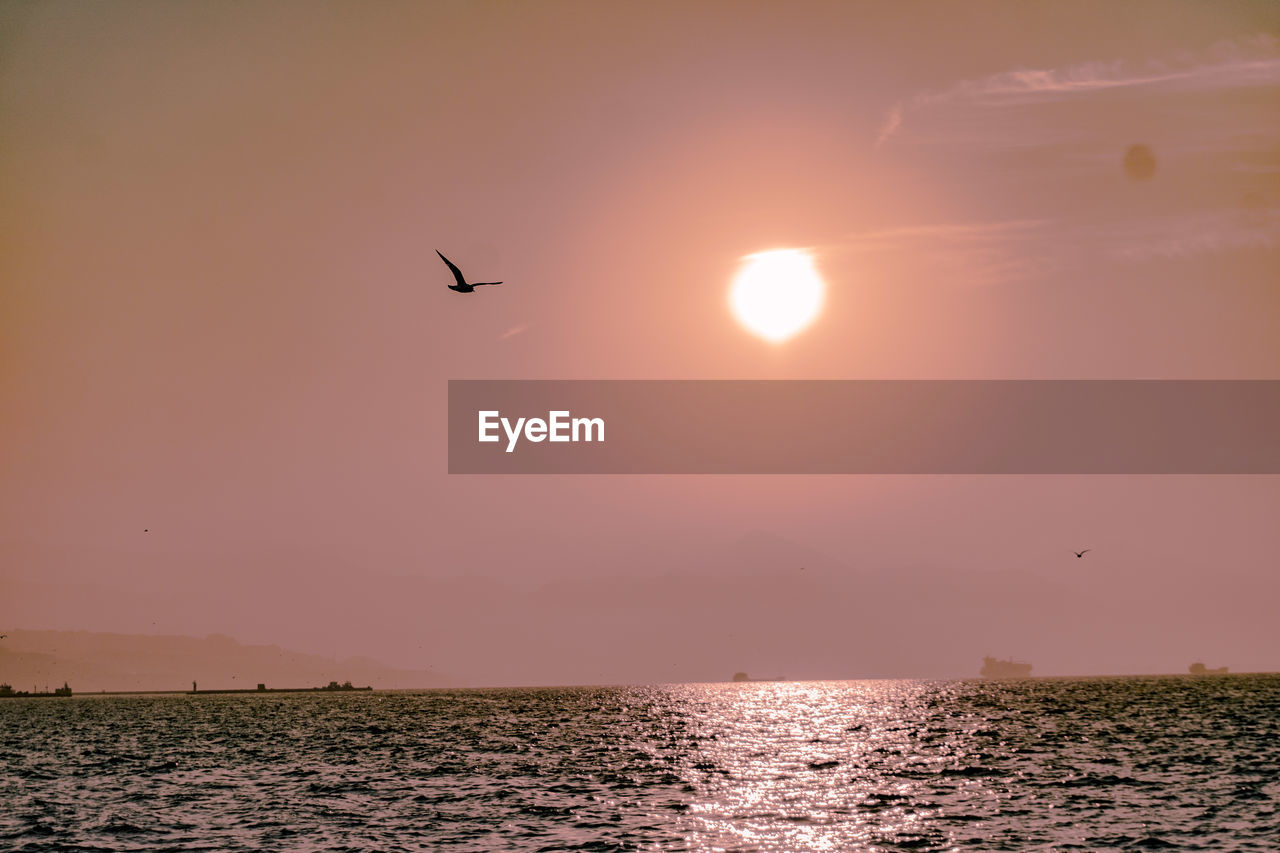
[{"left": 729, "top": 249, "right": 826, "bottom": 343}]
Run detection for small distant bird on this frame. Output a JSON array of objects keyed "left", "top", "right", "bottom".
[
  {"left": 1074, "top": 549, "right": 1092, "bottom": 558},
  {"left": 437, "top": 250, "right": 502, "bottom": 293}
]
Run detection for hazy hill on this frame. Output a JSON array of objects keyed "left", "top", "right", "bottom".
[{"left": 0, "top": 629, "right": 449, "bottom": 692}]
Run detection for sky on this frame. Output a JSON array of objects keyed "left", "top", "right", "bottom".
[{"left": 2, "top": 0, "right": 1278, "bottom": 686}]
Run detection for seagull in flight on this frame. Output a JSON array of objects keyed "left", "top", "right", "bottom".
[
  {"left": 1074, "top": 549, "right": 1092, "bottom": 558},
  {"left": 437, "top": 250, "right": 502, "bottom": 293}
]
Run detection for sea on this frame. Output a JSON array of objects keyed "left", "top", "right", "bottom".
[{"left": 2, "top": 675, "right": 1278, "bottom": 852}]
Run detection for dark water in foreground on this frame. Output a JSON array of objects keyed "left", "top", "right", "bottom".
[{"left": 2, "top": 676, "right": 1278, "bottom": 851}]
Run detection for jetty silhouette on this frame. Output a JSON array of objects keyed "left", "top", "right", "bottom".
[{"left": 437, "top": 250, "right": 502, "bottom": 293}]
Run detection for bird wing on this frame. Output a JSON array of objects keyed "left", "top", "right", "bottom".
[
  {"left": 471, "top": 281, "right": 503, "bottom": 287},
  {"left": 436, "top": 250, "right": 468, "bottom": 287},
  {"left": 1081, "top": 549, "right": 1091, "bottom": 554}
]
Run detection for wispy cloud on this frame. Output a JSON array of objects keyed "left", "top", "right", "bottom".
[
  {"left": 844, "top": 220, "right": 1049, "bottom": 246},
  {"left": 928, "top": 46, "right": 1280, "bottom": 105},
  {"left": 1105, "top": 206, "right": 1279, "bottom": 260},
  {"left": 859, "top": 37, "right": 1279, "bottom": 284},
  {"left": 874, "top": 103, "right": 902, "bottom": 149},
  {"left": 834, "top": 219, "right": 1056, "bottom": 285},
  {"left": 832, "top": 205, "right": 1278, "bottom": 285},
  {"left": 499, "top": 323, "right": 530, "bottom": 341},
  {"left": 879, "top": 35, "right": 1280, "bottom": 146}
]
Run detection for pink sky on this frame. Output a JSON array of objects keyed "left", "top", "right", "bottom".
[{"left": 2, "top": 1, "right": 1278, "bottom": 685}]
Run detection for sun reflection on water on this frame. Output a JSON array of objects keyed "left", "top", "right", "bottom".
[{"left": 664, "top": 680, "right": 990, "bottom": 851}]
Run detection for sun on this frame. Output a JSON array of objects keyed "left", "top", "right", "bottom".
[{"left": 729, "top": 249, "right": 826, "bottom": 343}]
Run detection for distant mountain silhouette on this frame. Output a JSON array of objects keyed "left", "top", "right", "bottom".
[
  {"left": 0, "top": 629, "right": 450, "bottom": 692},
  {"left": 5, "top": 539, "right": 1277, "bottom": 686}
]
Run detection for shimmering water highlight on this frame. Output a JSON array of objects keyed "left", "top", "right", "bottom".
[{"left": 2, "top": 675, "right": 1277, "bottom": 851}]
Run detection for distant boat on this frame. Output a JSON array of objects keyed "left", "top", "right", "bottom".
[
  {"left": 1188, "top": 662, "right": 1228, "bottom": 675},
  {"left": 980, "top": 656, "right": 1032, "bottom": 679},
  {"left": 316, "top": 680, "right": 368, "bottom": 691},
  {"left": 730, "top": 672, "right": 786, "bottom": 683}
]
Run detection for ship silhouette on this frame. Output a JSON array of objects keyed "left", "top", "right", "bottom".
[
  {"left": 1188, "top": 662, "right": 1228, "bottom": 675},
  {"left": 731, "top": 672, "right": 786, "bottom": 682},
  {"left": 0, "top": 681, "right": 72, "bottom": 698},
  {"left": 980, "top": 656, "right": 1032, "bottom": 678}
]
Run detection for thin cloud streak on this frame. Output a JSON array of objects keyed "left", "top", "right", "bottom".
[
  {"left": 832, "top": 208, "right": 1279, "bottom": 286},
  {"left": 879, "top": 35, "right": 1280, "bottom": 146},
  {"left": 843, "top": 220, "right": 1050, "bottom": 246},
  {"left": 827, "top": 219, "right": 1058, "bottom": 286},
  {"left": 1107, "top": 208, "right": 1279, "bottom": 260}
]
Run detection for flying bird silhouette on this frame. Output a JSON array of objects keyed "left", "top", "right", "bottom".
[
  {"left": 437, "top": 250, "right": 502, "bottom": 293},
  {"left": 1074, "top": 549, "right": 1092, "bottom": 558}
]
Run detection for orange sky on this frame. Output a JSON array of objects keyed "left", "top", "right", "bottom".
[{"left": 2, "top": 1, "right": 1278, "bottom": 685}]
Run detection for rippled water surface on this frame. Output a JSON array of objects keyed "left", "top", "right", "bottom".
[{"left": 3, "top": 676, "right": 1279, "bottom": 851}]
